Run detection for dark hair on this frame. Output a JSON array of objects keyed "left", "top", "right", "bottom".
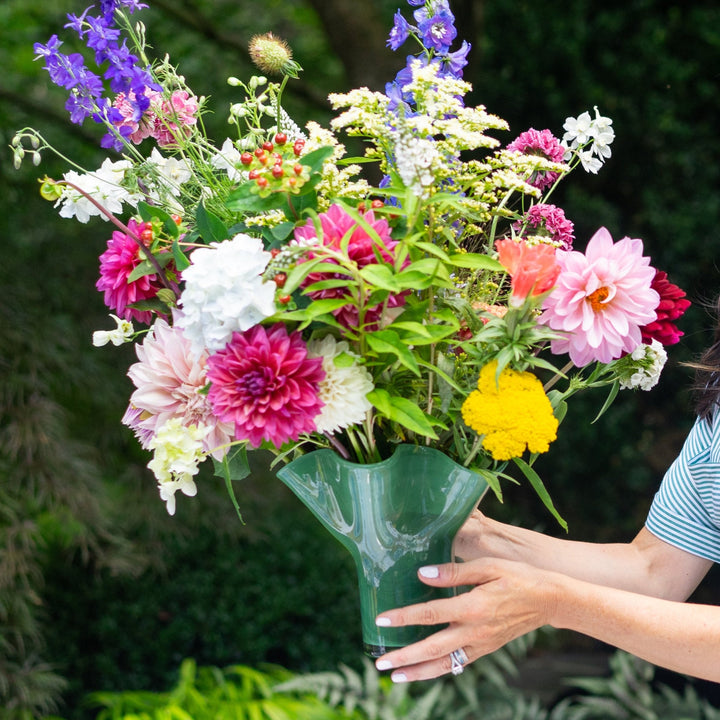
[{"left": 691, "top": 296, "right": 720, "bottom": 421}]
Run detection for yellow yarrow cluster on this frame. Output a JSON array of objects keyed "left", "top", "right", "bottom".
[{"left": 461, "top": 361, "right": 558, "bottom": 461}]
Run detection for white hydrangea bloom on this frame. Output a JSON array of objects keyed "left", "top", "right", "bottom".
[
  {"left": 616, "top": 339, "right": 668, "bottom": 391},
  {"left": 147, "top": 418, "right": 210, "bottom": 515},
  {"left": 177, "top": 233, "right": 276, "bottom": 356},
  {"left": 308, "top": 335, "right": 374, "bottom": 435},
  {"left": 56, "top": 158, "right": 141, "bottom": 223}
]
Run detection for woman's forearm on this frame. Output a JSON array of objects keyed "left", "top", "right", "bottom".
[
  {"left": 458, "top": 514, "right": 711, "bottom": 600},
  {"left": 551, "top": 573, "right": 720, "bottom": 682}
]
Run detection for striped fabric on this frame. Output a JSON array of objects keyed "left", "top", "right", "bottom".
[{"left": 646, "top": 414, "right": 720, "bottom": 562}]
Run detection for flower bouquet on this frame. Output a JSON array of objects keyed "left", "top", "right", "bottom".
[{"left": 15, "top": 0, "right": 690, "bottom": 653}]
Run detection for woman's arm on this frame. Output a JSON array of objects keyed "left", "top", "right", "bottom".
[
  {"left": 456, "top": 512, "right": 712, "bottom": 600},
  {"left": 373, "top": 557, "right": 720, "bottom": 683}
]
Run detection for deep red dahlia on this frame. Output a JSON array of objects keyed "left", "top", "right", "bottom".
[
  {"left": 206, "top": 323, "right": 325, "bottom": 448},
  {"left": 96, "top": 218, "right": 169, "bottom": 324},
  {"left": 640, "top": 270, "right": 691, "bottom": 346}
]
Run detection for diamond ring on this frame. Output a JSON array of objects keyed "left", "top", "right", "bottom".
[{"left": 450, "top": 647, "right": 469, "bottom": 675}]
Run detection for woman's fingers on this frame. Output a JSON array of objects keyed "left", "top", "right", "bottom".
[{"left": 375, "top": 625, "right": 477, "bottom": 682}]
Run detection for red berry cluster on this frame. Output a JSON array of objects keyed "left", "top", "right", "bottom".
[{"left": 241, "top": 133, "right": 310, "bottom": 195}]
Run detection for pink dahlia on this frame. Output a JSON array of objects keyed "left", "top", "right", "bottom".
[
  {"left": 123, "top": 318, "right": 233, "bottom": 459},
  {"left": 539, "top": 227, "right": 660, "bottom": 366},
  {"left": 206, "top": 323, "right": 325, "bottom": 448},
  {"left": 96, "top": 218, "right": 173, "bottom": 325},
  {"left": 294, "top": 204, "right": 408, "bottom": 329},
  {"left": 640, "top": 270, "right": 691, "bottom": 346},
  {"left": 496, "top": 238, "right": 560, "bottom": 307},
  {"left": 506, "top": 128, "right": 565, "bottom": 191},
  {"left": 513, "top": 203, "right": 575, "bottom": 250}
]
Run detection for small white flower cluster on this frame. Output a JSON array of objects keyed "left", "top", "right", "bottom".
[
  {"left": 308, "top": 336, "right": 374, "bottom": 434},
  {"left": 147, "top": 418, "right": 210, "bottom": 515},
  {"left": 615, "top": 339, "right": 668, "bottom": 391},
  {"left": 393, "top": 127, "right": 440, "bottom": 198},
  {"left": 177, "top": 233, "right": 277, "bottom": 357},
  {"left": 57, "top": 158, "right": 142, "bottom": 223},
  {"left": 562, "top": 106, "right": 615, "bottom": 174},
  {"left": 92, "top": 314, "right": 134, "bottom": 347}
]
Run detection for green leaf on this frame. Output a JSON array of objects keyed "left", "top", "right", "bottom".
[
  {"left": 592, "top": 380, "right": 620, "bottom": 423},
  {"left": 365, "top": 329, "right": 420, "bottom": 376},
  {"left": 449, "top": 253, "right": 504, "bottom": 271},
  {"left": 358, "top": 263, "right": 400, "bottom": 292},
  {"left": 367, "top": 389, "right": 439, "bottom": 439},
  {"left": 195, "top": 202, "right": 228, "bottom": 243},
  {"left": 513, "top": 457, "right": 567, "bottom": 531},
  {"left": 473, "top": 468, "right": 504, "bottom": 503},
  {"left": 297, "top": 145, "right": 335, "bottom": 173},
  {"left": 213, "top": 445, "right": 251, "bottom": 523},
  {"left": 171, "top": 239, "right": 191, "bottom": 271}
]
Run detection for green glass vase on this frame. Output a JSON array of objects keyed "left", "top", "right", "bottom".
[{"left": 276, "top": 444, "right": 488, "bottom": 657}]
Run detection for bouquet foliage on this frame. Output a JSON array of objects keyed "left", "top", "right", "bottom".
[{"left": 14, "top": 0, "right": 691, "bottom": 527}]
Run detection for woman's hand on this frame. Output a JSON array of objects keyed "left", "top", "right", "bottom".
[{"left": 374, "top": 557, "right": 560, "bottom": 682}]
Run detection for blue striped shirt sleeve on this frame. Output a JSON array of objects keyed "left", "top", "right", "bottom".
[{"left": 645, "top": 415, "right": 720, "bottom": 563}]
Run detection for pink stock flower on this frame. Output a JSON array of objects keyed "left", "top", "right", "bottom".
[
  {"left": 539, "top": 227, "right": 660, "bottom": 366},
  {"left": 513, "top": 203, "right": 575, "bottom": 250},
  {"left": 112, "top": 89, "right": 199, "bottom": 147},
  {"left": 122, "top": 318, "right": 234, "bottom": 459},
  {"left": 506, "top": 128, "right": 566, "bottom": 191},
  {"left": 96, "top": 218, "right": 173, "bottom": 324},
  {"left": 206, "top": 324, "right": 325, "bottom": 448},
  {"left": 496, "top": 238, "right": 560, "bottom": 307},
  {"left": 294, "top": 204, "right": 408, "bottom": 330},
  {"left": 640, "top": 270, "right": 691, "bottom": 346},
  {"left": 152, "top": 90, "right": 200, "bottom": 147}
]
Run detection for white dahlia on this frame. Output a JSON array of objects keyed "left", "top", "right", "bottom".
[{"left": 308, "top": 335, "right": 374, "bottom": 435}]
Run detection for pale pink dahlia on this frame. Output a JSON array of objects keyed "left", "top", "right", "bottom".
[
  {"left": 206, "top": 323, "right": 325, "bottom": 448},
  {"left": 123, "top": 318, "right": 233, "bottom": 459},
  {"left": 513, "top": 203, "right": 575, "bottom": 250},
  {"left": 96, "top": 218, "right": 173, "bottom": 324},
  {"left": 294, "top": 204, "right": 408, "bottom": 329},
  {"left": 539, "top": 227, "right": 660, "bottom": 366},
  {"left": 506, "top": 128, "right": 565, "bottom": 191}
]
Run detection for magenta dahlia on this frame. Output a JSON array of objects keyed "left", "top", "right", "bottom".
[
  {"left": 506, "top": 128, "right": 565, "bottom": 191},
  {"left": 640, "top": 270, "right": 691, "bottom": 346},
  {"left": 96, "top": 218, "right": 173, "bottom": 325},
  {"left": 206, "top": 324, "right": 325, "bottom": 448},
  {"left": 294, "top": 204, "right": 408, "bottom": 329}
]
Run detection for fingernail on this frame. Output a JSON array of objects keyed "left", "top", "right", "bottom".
[
  {"left": 376, "top": 616, "right": 392, "bottom": 627},
  {"left": 419, "top": 565, "right": 439, "bottom": 578},
  {"left": 391, "top": 672, "right": 408, "bottom": 683},
  {"left": 375, "top": 660, "right": 392, "bottom": 671}
]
